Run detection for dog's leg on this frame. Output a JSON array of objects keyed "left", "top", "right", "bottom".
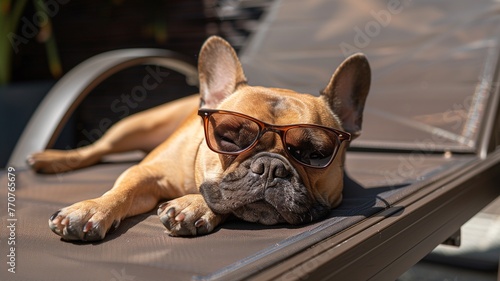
[
  {"left": 49, "top": 173, "right": 226, "bottom": 241},
  {"left": 28, "top": 94, "right": 199, "bottom": 173},
  {"left": 48, "top": 115, "right": 226, "bottom": 241},
  {"left": 48, "top": 164, "right": 171, "bottom": 241},
  {"left": 48, "top": 161, "right": 221, "bottom": 241}
]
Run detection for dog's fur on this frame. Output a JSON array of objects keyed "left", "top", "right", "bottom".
[{"left": 28, "top": 36, "right": 371, "bottom": 241}]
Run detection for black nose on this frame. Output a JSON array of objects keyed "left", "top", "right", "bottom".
[{"left": 250, "top": 155, "right": 290, "bottom": 180}]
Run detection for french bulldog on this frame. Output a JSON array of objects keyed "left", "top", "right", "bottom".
[{"left": 28, "top": 36, "right": 371, "bottom": 241}]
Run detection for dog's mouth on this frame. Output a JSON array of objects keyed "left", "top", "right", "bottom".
[{"left": 199, "top": 153, "right": 330, "bottom": 225}]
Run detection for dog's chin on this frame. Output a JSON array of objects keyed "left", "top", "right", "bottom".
[
  {"left": 200, "top": 180, "right": 330, "bottom": 225},
  {"left": 199, "top": 155, "right": 331, "bottom": 225},
  {"left": 232, "top": 201, "right": 286, "bottom": 225}
]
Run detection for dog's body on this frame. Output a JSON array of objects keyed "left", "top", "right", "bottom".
[{"left": 29, "top": 36, "right": 370, "bottom": 241}]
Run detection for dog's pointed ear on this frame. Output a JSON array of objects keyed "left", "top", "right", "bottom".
[
  {"left": 198, "top": 36, "right": 247, "bottom": 108},
  {"left": 321, "top": 53, "right": 371, "bottom": 139}
]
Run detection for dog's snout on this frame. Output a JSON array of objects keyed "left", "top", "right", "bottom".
[{"left": 250, "top": 156, "right": 290, "bottom": 180}]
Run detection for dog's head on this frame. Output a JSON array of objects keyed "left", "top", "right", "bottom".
[{"left": 195, "top": 36, "right": 370, "bottom": 225}]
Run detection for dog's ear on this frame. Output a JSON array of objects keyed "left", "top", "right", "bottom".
[
  {"left": 198, "top": 36, "right": 247, "bottom": 108},
  {"left": 321, "top": 53, "right": 371, "bottom": 139}
]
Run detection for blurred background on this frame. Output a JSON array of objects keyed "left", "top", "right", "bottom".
[{"left": 0, "top": 0, "right": 272, "bottom": 167}]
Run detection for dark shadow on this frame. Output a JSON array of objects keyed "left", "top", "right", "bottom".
[
  {"left": 104, "top": 211, "right": 156, "bottom": 242},
  {"left": 219, "top": 215, "right": 309, "bottom": 232},
  {"left": 219, "top": 173, "right": 409, "bottom": 233},
  {"left": 327, "top": 173, "right": 408, "bottom": 219}
]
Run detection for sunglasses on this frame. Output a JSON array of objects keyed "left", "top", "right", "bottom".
[{"left": 198, "top": 109, "right": 351, "bottom": 168}]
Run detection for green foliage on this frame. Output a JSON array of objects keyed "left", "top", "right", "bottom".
[{"left": 0, "top": 0, "right": 62, "bottom": 85}]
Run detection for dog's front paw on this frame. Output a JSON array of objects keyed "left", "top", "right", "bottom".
[
  {"left": 157, "top": 194, "right": 225, "bottom": 236},
  {"left": 49, "top": 199, "right": 120, "bottom": 242}
]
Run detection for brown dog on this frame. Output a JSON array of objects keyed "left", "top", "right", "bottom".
[{"left": 28, "top": 36, "right": 370, "bottom": 241}]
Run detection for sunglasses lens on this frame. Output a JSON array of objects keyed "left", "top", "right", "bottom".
[
  {"left": 285, "top": 127, "right": 338, "bottom": 167},
  {"left": 206, "top": 113, "right": 260, "bottom": 153}
]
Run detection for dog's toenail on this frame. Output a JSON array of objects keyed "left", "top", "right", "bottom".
[
  {"left": 167, "top": 207, "right": 176, "bottom": 218},
  {"left": 83, "top": 221, "right": 93, "bottom": 233},
  {"left": 50, "top": 210, "right": 61, "bottom": 221},
  {"left": 195, "top": 219, "right": 205, "bottom": 228},
  {"left": 26, "top": 157, "right": 34, "bottom": 165},
  {"left": 158, "top": 201, "right": 169, "bottom": 210},
  {"left": 110, "top": 220, "right": 121, "bottom": 232}
]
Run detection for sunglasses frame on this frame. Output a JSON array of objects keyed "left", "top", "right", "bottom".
[{"left": 198, "top": 109, "right": 351, "bottom": 169}]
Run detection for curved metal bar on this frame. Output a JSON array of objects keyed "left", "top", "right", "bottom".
[{"left": 8, "top": 49, "right": 199, "bottom": 168}]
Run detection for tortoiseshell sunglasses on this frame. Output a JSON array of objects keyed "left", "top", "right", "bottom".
[{"left": 198, "top": 109, "right": 351, "bottom": 168}]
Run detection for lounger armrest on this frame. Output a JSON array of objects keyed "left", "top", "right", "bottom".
[{"left": 8, "top": 49, "right": 198, "bottom": 169}]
